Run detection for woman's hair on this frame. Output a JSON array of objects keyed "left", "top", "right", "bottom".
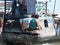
[
  {"left": 31, "top": 14, "right": 39, "bottom": 18},
  {"left": 34, "top": 14, "right": 39, "bottom": 18}
]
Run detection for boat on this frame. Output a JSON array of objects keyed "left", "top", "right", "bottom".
[
  {"left": 20, "top": 14, "right": 56, "bottom": 37},
  {"left": 0, "top": 0, "right": 56, "bottom": 45}
]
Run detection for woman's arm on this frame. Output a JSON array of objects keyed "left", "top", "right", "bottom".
[{"left": 36, "top": 19, "right": 42, "bottom": 30}]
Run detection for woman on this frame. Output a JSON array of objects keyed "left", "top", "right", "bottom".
[
  {"left": 29, "top": 14, "right": 42, "bottom": 30},
  {"left": 29, "top": 14, "right": 42, "bottom": 36}
]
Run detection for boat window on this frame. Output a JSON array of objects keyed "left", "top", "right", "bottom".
[{"left": 44, "top": 20, "right": 48, "bottom": 27}]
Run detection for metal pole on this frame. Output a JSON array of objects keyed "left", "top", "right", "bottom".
[
  {"left": 45, "top": 2, "right": 47, "bottom": 15},
  {"left": 3, "top": 0, "right": 6, "bottom": 29},
  {"left": 53, "top": 0, "right": 56, "bottom": 28},
  {"left": 49, "top": 0, "right": 51, "bottom": 2},
  {"left": 5, "top": 0, "right": 6, "bottom": 15},
  {"left": 53, "top": 0, "right": 56, "bottom": 14}
]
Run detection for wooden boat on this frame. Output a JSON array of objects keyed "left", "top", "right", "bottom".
[{"left": 20, "top": 14, "right": 56, "bottom": 37}]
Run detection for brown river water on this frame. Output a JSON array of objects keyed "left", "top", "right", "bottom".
[{"left": 33, "top": 42, "right": 60, "bottom": 45}]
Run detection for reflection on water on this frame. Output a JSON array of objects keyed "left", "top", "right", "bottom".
[{"left": 33, "top": 42, "right": 60, "bottom": 45}]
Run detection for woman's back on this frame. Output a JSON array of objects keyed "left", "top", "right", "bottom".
[{"left": 29, "top": 18, "right": 37, "bottom": 29}]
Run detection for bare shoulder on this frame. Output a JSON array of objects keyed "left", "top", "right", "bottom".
[{"left": 35, "top": 19, "right": 40, "bottom": 22}]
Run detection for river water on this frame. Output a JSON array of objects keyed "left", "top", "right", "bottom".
[{"left": 33, "top": 42, "right": 60, "bottom": 45}]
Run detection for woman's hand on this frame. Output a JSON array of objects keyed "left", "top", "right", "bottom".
[{"left": 36, "top": 19, "right": 42, "bottom": 30}]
